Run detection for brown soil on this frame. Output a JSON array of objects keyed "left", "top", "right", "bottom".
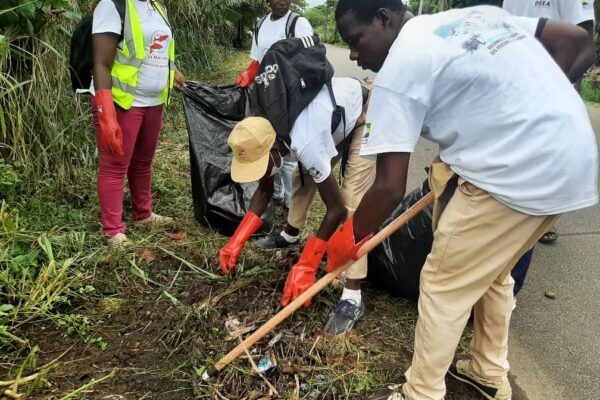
[{"left": 8, "top": 245, "right": 481, "bottom": 400}]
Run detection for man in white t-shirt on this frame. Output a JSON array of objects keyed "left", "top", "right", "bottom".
[
  {"left": 325, "top": 1, "right": 598, "bottom": 400},
  {"left": 235, "top": 0, "right": 314, "bottom": 212},
  {"left": 235, "top": 0, "right": 313, "bottom": 87},
  {"left": 504, "top": 0, "right": 594, "bottom": 35},
  {"left": 503, "top": 0, "right": 595, "bottom": 245},
  {"left": 218, "top": 77, "right": 376, "bottom": 334}
]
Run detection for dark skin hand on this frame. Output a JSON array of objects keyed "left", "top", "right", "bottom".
[{"left": 249, "top": 149, "right": 348, "bottom": 241}]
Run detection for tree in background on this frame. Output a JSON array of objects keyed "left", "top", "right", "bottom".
[{"left": 305, "top": 0, "right": 341, "bottom": 44}]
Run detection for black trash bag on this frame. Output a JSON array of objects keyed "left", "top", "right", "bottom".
[
  {"left": 367, "top": 180, "right": 434, "bottom": 300},
  {"left": 182, "top": 81, "right": 273, "bottom": 236}
]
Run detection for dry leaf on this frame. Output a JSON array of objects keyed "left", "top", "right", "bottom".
[
  {"left": 544, "top": 291, "right": 557, "bottom": 299},
  {"left": 167, "top": 232, "right": 187, "bottom": 241},
  {"left": 139, "top": 249, "right": 156, "bottom": 262}
]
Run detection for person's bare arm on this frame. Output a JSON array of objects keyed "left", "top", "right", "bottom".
[
  {"left": 92, "top": 33, "right": 119, "bottom": 90},
  {"left": 249, "top": 175, "right": 275, "bottom": 217},
  {"left": 314, "top": 175, "right": 347, "bottom": 240},
  {"left": 353, "top": 152, "right": 411, "bottom": 240},
  {"left": 538, "top": 19, "right": 595, "bottom": 83}
]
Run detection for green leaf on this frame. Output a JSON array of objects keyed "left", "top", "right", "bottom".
[
  {"left": 130, "top": 262, "right": 148, "bottom": 285},
  {"left": 0, "top": 35, "right": 7, "bottom": 67},
  {"left": 0, "top": 304, "right": 14, "bottom": 317},
  {"left": 162, "top": 290, "right": 180, "bottom": 306}
]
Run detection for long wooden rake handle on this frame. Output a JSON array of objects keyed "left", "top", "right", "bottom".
[{"left": 202, "top": 191, "right": 434, "bottom": 381}]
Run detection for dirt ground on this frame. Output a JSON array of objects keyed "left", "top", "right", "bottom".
[{"left": 14, "top": 236, "right": 481, "bottom": 400}]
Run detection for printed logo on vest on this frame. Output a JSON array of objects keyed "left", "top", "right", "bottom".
[
  {"left": 255, "top": 64, "right": 279, "bottom": 88},
  {"left": 149, "top": 31, "right": 169, "bottom": 54}
]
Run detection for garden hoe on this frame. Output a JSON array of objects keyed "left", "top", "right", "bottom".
[{"left": 202, "top": 191, "right": 435, "bottom": 381}]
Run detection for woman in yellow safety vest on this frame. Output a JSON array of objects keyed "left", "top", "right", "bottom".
[{"left": 90, "top": 0, "right": 185, "bottom": 246}]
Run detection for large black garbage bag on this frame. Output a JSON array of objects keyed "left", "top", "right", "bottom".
[
  {"left": 367, "top": 181, "right": 434, "bottom": 300},
  {"left": 182, "top": 81, "right": 273, "bottom": 236}
]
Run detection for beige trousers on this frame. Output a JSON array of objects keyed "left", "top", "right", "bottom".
[
  {"left": 403, "top": 177, "right": 559, "bottom": 400},
  {"left": 287, "top": 109, "right": 376, "bottom": 279}
]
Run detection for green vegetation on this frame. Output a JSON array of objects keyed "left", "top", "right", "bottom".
[
  {"left": 306, "top": 0, "right": 342, "bottom": 44},
  {"left": 580, "top": 77, "right": 600, "bottom": 103}
]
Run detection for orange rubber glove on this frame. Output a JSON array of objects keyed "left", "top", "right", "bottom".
[
  {"left": 235, "top": 60, "right": 260, "bottom": 88},
  {"left": 95, "top": 89, "right": 124, "bottom": 156},
  {"left": 325, "top": 216, "right": 372, "bottom": 273},
  {"left": 219, "top": 211, "right": 263, "bottom": 275},
  {"left": 281, "top": 236, "right": 327, "bottom": 308}
]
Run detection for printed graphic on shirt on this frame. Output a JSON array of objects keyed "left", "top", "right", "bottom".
[
  {"left": 434, "top": 10, "right": 526, "bottom": 55},
  {"left": 362, "top": 122, "right": 372, "bottom": 145},
  {"left": 533, "top": 1, "right": 551, "bottom": 9},
  {"left": 582, "top": 0, "right": 592, "bottom": 10}
]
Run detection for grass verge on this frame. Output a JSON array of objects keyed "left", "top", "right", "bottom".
[{"left": 1, "top": 50, "right": 478, "bottom": 399}]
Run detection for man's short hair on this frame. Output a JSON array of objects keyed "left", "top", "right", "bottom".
[{"left": 335, "top": 0, "right": 405, "bottom": 23}]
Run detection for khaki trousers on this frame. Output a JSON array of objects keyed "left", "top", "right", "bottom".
[
  {"left": 287, "top": 109, "right": 376, "bottom": 279},
  {"left": 403, "top": 177, "right": 559, "bottom": 400}
]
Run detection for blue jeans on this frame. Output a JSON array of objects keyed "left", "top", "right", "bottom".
[
  {"left": 273, "top": 161, "right": 296, "bottom": 208},
  {"left": 511, "top": 248, "right": 533, "bottom": 296}
]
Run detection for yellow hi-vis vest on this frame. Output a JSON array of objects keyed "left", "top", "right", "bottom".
[{"left": 111, "top": 0, "right": 175, "bottom": 110}]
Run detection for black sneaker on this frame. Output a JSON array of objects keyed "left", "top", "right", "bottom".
[
  {"left": 324, "top": 298, "right": 365, "bottom": 336},
  {"left": 448, "top": 359, "right": 512, "bottom": 400},
  {"left": 253, "top": 228, "right": 300, "bottom": 250},
  {"left": 366, "top": 384, "right": 406, "bottom": 400}
]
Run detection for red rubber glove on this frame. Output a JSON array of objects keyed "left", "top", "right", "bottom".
[
  {"left": 326, "top": 216, "right": 372, "bottom": 273},
  {"left": 95, "top": 89, "right": 124, "bottom": 156},
  {"left": 235, "top": 60, "right": 260, "bottom": 88},
  {"left": 219, "top": 211, "right": 263, "bottom": 275},
  {"left": 281, "top": 236, "right": 327, "bottom": 308}
]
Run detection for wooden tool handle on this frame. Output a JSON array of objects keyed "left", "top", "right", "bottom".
[{"left": 204, "top": 191, "right": 434, "bottom": 379}]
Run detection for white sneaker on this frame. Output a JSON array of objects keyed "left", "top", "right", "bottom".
[
  {"left": 108, "top": 233, "right": 129, "bottom": 248},
  {"left": 134, "top": 213, "right": 173, "bottom": 228}
]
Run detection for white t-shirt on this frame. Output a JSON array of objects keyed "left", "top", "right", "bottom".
[
  {"left": 503, "top": 0, "right": 595, "bottom": 25},
  {"left": 288, "top": 77, "right": 364, "bottom": 183},
  {"left": 91, "top": 0, "right": 172, "bottom": 107},
  {"left": 362, "top": 6, "right": 598, "bottom": 216},
  {"left": 250, "top": 11, "right": 313, "bottom": 63}
]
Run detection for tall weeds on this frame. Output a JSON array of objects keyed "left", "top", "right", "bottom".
[{"left": 0, "top": 0, "right": 266, "bottom": 191}]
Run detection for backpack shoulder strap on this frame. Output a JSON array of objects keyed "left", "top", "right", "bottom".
[
  {"left": 112, "top": 0, "right": 126, "bottom": 20},
  {"left": 286, "top": 12, "right": 301, "bottom": 38},
  {"left": 254, "top": 15, "right": 268, "bottom": 45},
  {"left": 327, "top": 80, "right": 345, "bottom": 135}
]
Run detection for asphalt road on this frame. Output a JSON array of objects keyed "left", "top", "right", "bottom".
[{"left": 326, "top": 44, "right": 600, "bottom": 400}]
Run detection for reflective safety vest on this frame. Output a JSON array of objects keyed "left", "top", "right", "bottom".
[{"left": 111, "top": 0, "right": 175, "bottom": 110}]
